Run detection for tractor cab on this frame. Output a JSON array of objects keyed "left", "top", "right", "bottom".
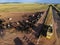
[{"left": 46, "top": 25, "right": 53, "bottom": 39}]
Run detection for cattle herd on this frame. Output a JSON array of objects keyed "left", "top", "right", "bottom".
[{"left": 0, "top": 11, "right": 53, "bottom": 39}]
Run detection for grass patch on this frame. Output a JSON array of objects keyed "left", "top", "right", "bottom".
[{"left": 0, "top": 3, "right": 48, "bottom": 12}]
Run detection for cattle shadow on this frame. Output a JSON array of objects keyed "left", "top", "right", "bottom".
[
  {"left": 14, "top": 37, "right": 23, "bottom": 45},
  {"left": 31, "top": 23, "right": 49, "bottom": 37},
  {"left": 28, "top": 42, "right": 35, "bottom": 45},
  {"left": 32, "top": 24, "right": 43, "bottom": 33},
  {"left": 31, "top": 23, "right": 44, "bottom": 37}
]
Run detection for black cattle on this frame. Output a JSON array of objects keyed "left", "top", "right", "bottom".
[
  {"left": 0, "top": 19, "right": 5, "bottom": 24},
  {"left": 15, "top": 20, "right": 30, "bottom": 31},
  {"left": 28, "top": 12, "right": 43, "bottom": 24},
  {"left": 6, "top": 22, "right": 13, "bottom": 29},
  {"left": 0, "top": 19, "right": 5, "bottom": 30},
  {"left": 0, "top": 20, "right": 3, "bottom": 24},
  {"left": 0, "top": 24, "right": 4, "bottom": 37},
  {"left": 15, "top": 12, "right": 44, "bottom": 32}
]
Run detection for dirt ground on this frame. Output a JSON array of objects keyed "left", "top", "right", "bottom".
[{"left": 0, "top": 12, "right": 56, "bottom": 45}]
